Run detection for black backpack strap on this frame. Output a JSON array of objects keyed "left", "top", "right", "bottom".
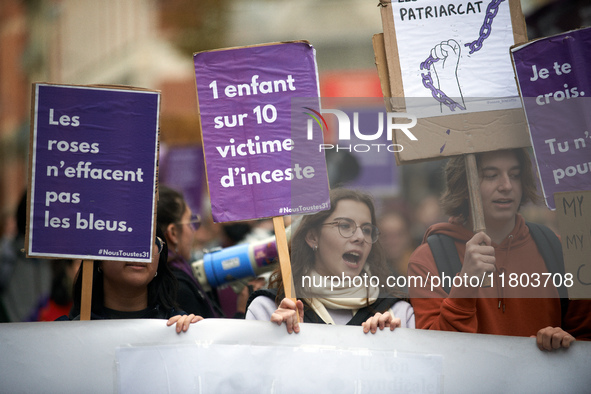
[
  {"left": 246, "top": 288, "right": 278, "bottom": 312},
  {"left": 525, "top": 222, "right": 569, "bottom": 319},
  {"left": 302, "top": 306, "right": 326, "bottom": 324},
  {"left": 247, "top": 290, "right": 403, "bottom": 327},
  {"left": 245, "top": 289, "right": 331, "bottom": 324},
  {"left": 427, "top": 234, "right": 463, "bottom": 294},
  {"left": 347, "top": 297, "right": 401, "bottom": 326}
]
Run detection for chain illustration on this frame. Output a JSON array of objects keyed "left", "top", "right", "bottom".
[
  {"left": 420, "top": 55, "right": 466, "bottom": 111},
  {"left": 419, "top": 0, "right": 505, "bottom": 111},
  {"left": 464, "top": 0, "right": 506, "bottom": 54}
]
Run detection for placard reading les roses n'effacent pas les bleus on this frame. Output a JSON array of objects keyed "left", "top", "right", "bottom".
[{"left": 27, "top": 84, "right": 160, "bottom": 262}]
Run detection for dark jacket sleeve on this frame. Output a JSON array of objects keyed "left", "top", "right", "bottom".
[
  {"left": 174, "top": 271, "right": 216, "bottom": 318},
  {"left": 562, "top": 299, "right": 591, "bottom": 340}
]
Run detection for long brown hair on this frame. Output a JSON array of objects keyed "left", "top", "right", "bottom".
[
  {"left": 269, "top": 188, "right": 395, "bottom": 303},
  {"left": 440, "top": 148, "right": 540, "bottom": 220}
]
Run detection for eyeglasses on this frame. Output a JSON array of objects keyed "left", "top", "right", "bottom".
[
  {"left": 322, "top": 218, "right": 380, "bottom": 244},
  {"left": 155, "top": 236, "right": 166, "bottom": 254},
  {"left": 176, "top": 213, "right": 201, "bottom": 231}
]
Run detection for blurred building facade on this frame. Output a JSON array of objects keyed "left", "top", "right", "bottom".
[{"left": 0, "top": 0, "right": 197, "bottom": 236}]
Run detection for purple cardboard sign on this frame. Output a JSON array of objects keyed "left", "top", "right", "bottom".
[
  {"left": 28, "top": 84, "right": 160, "bottom": 262},
  {"left": 194, "top": 42, "right": 330, "bottom": 222},
  {"left": 159, "top": 144, "right": 205, "bottom": 217},
  {"left": 511, "top": 28, "right": 591, "bottom": 209},
  {"left": 336, "top": 106, "right": 401, "bottom": 196}
]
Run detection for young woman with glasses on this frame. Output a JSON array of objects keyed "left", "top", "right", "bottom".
[
  {"left": 66, "top": 227, "right": 201, "bottom": 333},
  {"left": 246, "top": 188, "right": 414, "bottom": 334}
]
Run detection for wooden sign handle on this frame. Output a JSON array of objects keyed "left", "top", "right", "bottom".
[
  {"left": 465, "top": 154, "right": 486, "bottom": 234},
  {"left": 272, "top": 216, "right": 299, "bottom": 313},
  {"left": 80, "top": 260, "right": 94, "bottom": 320},
  {"left": 464, "top": 154, "right": 491, "bottom": 287}
]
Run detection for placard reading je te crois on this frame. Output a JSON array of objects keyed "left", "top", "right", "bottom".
[{"left": 511, "top": 27, "right": 591, "bottom": 209}]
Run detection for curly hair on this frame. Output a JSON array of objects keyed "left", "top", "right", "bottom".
[{"left": 440, "top": 148, "right": 540, "bottom": 220}]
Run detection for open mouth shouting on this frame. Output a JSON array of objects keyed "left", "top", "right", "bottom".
[{"left": 343, "top": 251, "right": 363, "bottom": 269}]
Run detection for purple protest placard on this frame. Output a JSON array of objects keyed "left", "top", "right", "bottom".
[
  {"left": 511, "top": 28, "right": 591, "bottom": 209},
  {"left": 159, "top": 144, "right": 205, "bottom": 217},
  {"left": 194, "top": 41, "right": 330, "bottom": 222},
  {"left": 27, "top": 84, "right": 160, "bottom": 262},
  {"left": 329, "top": 104, "right": 401, "bottom": 196}
]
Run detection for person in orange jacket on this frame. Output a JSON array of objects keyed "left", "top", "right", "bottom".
[{"left": 408, "top": 148, "right": 590, "bottom": 351}]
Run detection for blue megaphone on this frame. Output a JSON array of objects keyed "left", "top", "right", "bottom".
[{"left": 192, "top": 219, "right": 298, "bottom": 291}]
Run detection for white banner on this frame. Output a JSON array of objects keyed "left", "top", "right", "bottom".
[{"left": 0, "top": 319, "right": 589, "bottom": 393}]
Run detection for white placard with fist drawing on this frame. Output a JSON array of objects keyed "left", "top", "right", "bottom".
[{"left": 391, "top": 0, "right": 521, "bottom": 118}]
